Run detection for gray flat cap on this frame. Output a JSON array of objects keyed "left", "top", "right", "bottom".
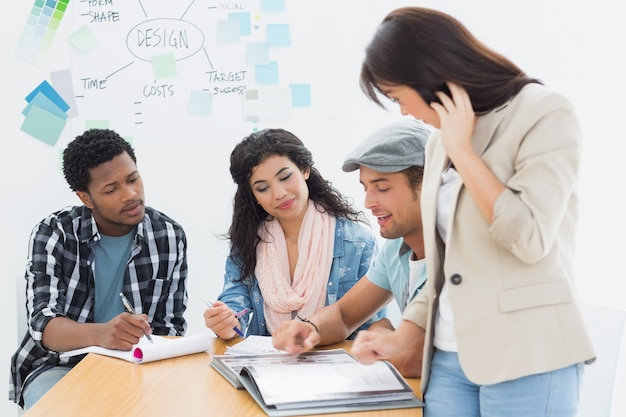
[{"left": 342, "top": 119, "right": 430, "bottom": 173}]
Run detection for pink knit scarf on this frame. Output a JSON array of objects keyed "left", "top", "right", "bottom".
[{"left": 255, "top": 201, "right": 335, "bottom": 334}]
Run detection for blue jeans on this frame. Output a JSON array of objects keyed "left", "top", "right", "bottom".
[
  {"left": 424, "top": 349, "right": 584, "bottom": 417},
  {"left": 22, "top": 366, "right": 72, "bottom": 410}
]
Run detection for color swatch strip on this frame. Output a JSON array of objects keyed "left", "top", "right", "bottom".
[{"left": 15, "top": 0, "right": 70, "bottom": 66}]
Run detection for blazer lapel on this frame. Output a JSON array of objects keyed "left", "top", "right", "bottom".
[
  {"left": 425, "top": 106, "right": 506, "bottom": 249},
  {"left": 422, "top": 132, "right": 448, "bottom": 228},
  {"left": 472, "top": 103, "right": 508, "bottom": 156}
]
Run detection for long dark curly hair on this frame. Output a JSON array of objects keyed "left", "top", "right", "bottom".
[{"left": 227, "top": 128, "right": 366, "bottom": 281}]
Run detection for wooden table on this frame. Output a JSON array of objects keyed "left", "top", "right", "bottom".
[{"left": 23, "top": 337, "right": 422, "bottom": 417}]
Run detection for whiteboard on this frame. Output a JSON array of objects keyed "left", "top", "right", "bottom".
[{"left": 3, "top": 1, "right": 626, "bottom": 414}]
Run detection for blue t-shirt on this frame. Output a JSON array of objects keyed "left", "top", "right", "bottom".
[
  {"left": 367, "top": 238, "right": 426, "bottom": 312},
  {"left": 93, "top": 229, "right": 135, "bottom": 322}
]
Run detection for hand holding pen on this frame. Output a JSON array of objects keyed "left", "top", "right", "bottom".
[
  {"left": 203, "top": 299, "right": 247, "bottom": 339},
  {"left": 119, "top": 292, "right": 154, "bottom": 344}
]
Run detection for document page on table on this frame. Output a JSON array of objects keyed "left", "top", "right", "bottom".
[
  {"left": 243, "top": 360, "right": 411, "bottom": 406},
  {"left": 225, "top": 335, "right": 287, "bottom": 355}
]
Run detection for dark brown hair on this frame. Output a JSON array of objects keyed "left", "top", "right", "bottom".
[{"left": 360, "top": 7, "right": 541, "bottom": 113}]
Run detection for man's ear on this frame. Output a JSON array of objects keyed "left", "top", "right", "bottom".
[{"left": 76, "top": 191, "right": 94, "bottom": 209}]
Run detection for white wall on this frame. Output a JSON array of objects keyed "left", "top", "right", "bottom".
[{"left": 2, "top": 1, "right": 625, "bottom": 415}]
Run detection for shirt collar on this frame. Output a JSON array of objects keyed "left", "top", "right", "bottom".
[{"left": 78, "top": 205, "right": 146, "bottom": 244}]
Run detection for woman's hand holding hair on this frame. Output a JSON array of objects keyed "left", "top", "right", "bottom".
[
  {"left": 430, "top": 82, "right": 476, "bottom": 164},
  {"left": 430, "top": 82, "right": 505, "bottom": 224}
]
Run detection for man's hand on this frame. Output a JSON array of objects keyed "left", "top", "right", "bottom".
[
  {"left": 366, "top": 319, "right": 422, "bottom": 377},
  {"left": 97, "top": 313, "right": 153, "bottom": 351},
  {"left": 388, "top": 335, "right": 423, "bottom": 378},
  {"left": 352, "top": 320, "right": 424, "bottom": 368},
  {"left": 42, "top": 314, "right": 151, "bottom": 353}
]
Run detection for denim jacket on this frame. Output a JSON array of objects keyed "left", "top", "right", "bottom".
[{"left": 217, "top": 217, "right": 384, "bottom": 337}]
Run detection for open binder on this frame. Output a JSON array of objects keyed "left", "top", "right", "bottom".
[{"left": 212, "top": 348, "right": 423, "bottom": 416}]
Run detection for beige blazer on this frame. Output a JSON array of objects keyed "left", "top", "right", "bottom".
[{"left": 403, "top": 83, "right": 596, "bottom": 391}]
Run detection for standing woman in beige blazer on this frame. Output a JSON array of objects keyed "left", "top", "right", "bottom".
[{"left": 351, "top": 7, "right": 595, "bottom": 417}]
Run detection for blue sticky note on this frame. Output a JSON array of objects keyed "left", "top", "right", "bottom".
[
  {"left": 229, "top": 12, "right": 251, "bottom": 36},
  {"left": 217, "top": 19, "right": 240, "bottom": 44},
  {"left": 188, "top": 90, "right": 213, "bottom": 116},
  {"left": 289, "top": 84, "right": 311, "bottom": 107},
  {"left": 261, "top": 0, "right": 286, "bottom": 12},
  {"left": 25, "top": 80, "right": 69, "bottom": 112},
  {"left": 21, "top": 103, "right": 67, "bottom": 146},
  {"left": 22, "top": 91, "right": 68, "bottom": 119},
  {"left": 255, "top": 61, "right": 279, "bottom": 85},
  {"left": 267, "top": 24, "right": 291, "bottom": 46},
  {"left": 39, "top": 14, "right": 51, "bottom": 26},
  {"left": 246, "top": 42, "right": 269, "bottom": 66}
]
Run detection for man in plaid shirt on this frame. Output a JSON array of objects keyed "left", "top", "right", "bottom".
[{"left": 9, "top": 129, "right": 188, "bottom": 410}]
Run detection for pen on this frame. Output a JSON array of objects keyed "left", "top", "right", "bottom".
[
  {"left": 119, "top": 292, "right": 154, "bottom": 343},
  {"left": 203, "top": 299, "right": 245, "bottom": 338}
]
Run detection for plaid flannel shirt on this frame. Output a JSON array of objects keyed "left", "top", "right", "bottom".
[{"left": 9, "top": 205, "right": 188, "bottom": 406}]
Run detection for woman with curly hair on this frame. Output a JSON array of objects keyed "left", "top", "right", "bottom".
[{"left": 203, "top": 128, "right": 381, "bottom": 338}]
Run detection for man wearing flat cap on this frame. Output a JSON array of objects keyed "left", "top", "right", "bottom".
[{"left": 273, "top": 118, "right": 430, "bottom": 377}]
